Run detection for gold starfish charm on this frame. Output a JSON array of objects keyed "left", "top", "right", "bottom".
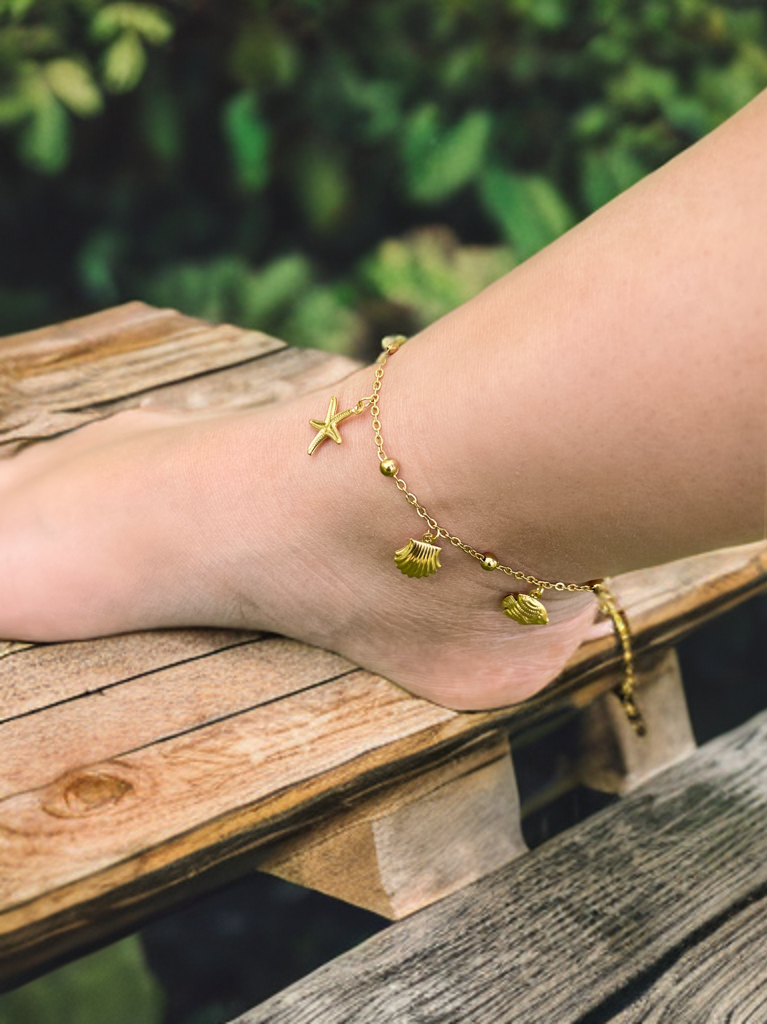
[{"left": 308, "top": 396, "right": 358, "bottom": 455}]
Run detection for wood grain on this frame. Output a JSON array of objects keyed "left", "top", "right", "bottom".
[
  {"left": 606, "top": 893, "right": 767, "bottom": 1022},
  {"left": 235, "top": 707, "right": 767, "bottom": 1024},
  {"left": 0, "top": 629, "right": 262, "bottom": 722},
  {"left": 0, "top": 636, "right": 353, "bottom": 798},
  {"left": 0, "top": 303, "right": 360, "bottom": 455},
  {"left": 260, "top": 731, "right": 527, "bottom": 919}
]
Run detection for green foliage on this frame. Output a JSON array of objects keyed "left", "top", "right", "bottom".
[
  {"left": 222, "top": 91, "right": 271, "bottom": 193},
  {"left": 0, "top": 0, "right": 173, "bottom": 170},
  {"left": 1, "top": 0, "right": 767, "bottom": 353},
  {"left": 401, "top": 105, "right": 492, "bottom": 203},
  {"left": 363, "top": 227, "right": 516, "bottom": 329},
  {"left": 0, "top": 936, "right": 164, "bottom": 1024},
  {"left": 480, "top": 168, "right": 574, "bottom": 260}
]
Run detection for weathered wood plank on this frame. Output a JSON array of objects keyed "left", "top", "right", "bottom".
[
  {"left": 0, "top": 303, "right": 285, "bottom": 450},
  {"left": 0, "top": 629, "right": 261, "bottom": 722},
  {"left": 104, "top": 345, "right": 361, "bottom": 417},
  {"left": 0, "top": 304, "right": 361, "bottom": 456},
  {"left": 234, "top": 707, "right": 767, "bottom": 1024},
  {"left": 260, "top": 731, "right": 527, "bottom": 919},
  {"left": 605, "top": 893, "right": 767, "bottom": 1022},
  {"left": 0, "top": 636, "right": 353, "bottom": 799},
  {"left": 0, "top": 674, "right": 464, "bottom": 982}
]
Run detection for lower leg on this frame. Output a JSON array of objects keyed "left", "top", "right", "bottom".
[{"left": 0, "top": 90, "right": 764, "bottom": 711}]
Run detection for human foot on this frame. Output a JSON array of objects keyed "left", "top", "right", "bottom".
[{"left": 0, "top": 368, "right": 598, "bottom": 712}]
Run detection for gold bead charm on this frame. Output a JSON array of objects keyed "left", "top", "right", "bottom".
[
  {"left": 380, "top": 458, "right": 399, "bottom": 477},
  {"left": 501, "top": 587, "right": 549, "bottom": 625},
  {"left": 480, "top": 553, "right": 499, "bottom": 571},
  {"left": 382, "top": 334, "right": 407, "bottom": 352},
  {"left": 394, "top": 536, "right": 442, "bottom": 578}
]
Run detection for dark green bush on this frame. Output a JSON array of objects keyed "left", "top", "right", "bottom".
[{"left": 1, "top": 0, "right": 766, "bottom": 354}]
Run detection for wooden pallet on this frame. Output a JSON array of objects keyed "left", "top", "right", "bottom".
[{"left": 1, "top": 303, "right": 765, "bottom": 995}]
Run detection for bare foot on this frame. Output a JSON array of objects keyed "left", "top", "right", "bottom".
[{"left": 0, "top": 367, "right": 598, "bottom": 712}]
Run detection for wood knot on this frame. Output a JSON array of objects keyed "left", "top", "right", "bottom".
[{"left": 43, "top": 770, "right": 134, "bottom": 818}]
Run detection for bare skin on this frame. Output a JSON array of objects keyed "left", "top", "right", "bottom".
[{"left": 0, "top": 89, "right": 765, "bottom": 711}]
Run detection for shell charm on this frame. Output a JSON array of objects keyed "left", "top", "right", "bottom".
[
  {"left": 394, "top": 536, "right": 442, "bottom": 578},
  {"left": 501, "top": 587, "right": 549, "bottom": 625}
]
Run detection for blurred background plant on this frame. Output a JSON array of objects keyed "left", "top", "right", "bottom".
[{"left": 2, "top": 0, "right": 767, "bottom": 356}]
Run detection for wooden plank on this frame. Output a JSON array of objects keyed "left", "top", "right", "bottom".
[
  {"left": 0, "top": 675, "right": 466, "bottom": 985},
  {"left": 234, "top": 707, "right": 767, "bottom": 1024},
  {"left": 0, "top": 636, "right": 353, "bottom": 799},
  {"left": 259, "top": 731, "right": 527, "bottom": 919},
  {"left": 605, "top": 893, "right": 767, "bottom": 1022},
  {"left": 104, "top": 345, "right": 361, "bottom": 418},
  {"left": 0, "top": 673, "right": 456, "bottom": 912},
  {"left": 0, "top": 541, "right": 764, "bottom": 984},
  {"left": 0, "top": 305, "right": 360, "bottom": 456},
  {"left": 0, "top": 303, "right": 287, "bottom": 451},
  {"left": 0, "top": 629, "right": 262, "bottom": 722}
]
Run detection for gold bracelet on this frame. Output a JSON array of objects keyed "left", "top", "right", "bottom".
[{"left": 307, "top": 334, "right": 645, "bottom": 736}]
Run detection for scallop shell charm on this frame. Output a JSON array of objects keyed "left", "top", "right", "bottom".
[
  {"left": 501, "top": 589, "right": 549, "bottom": 625},
  {"left": 394, "top": 537, "right": 442, "bottom": 578}
]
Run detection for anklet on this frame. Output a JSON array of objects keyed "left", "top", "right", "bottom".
[{"left": 307, "top": 335, "right": 645, "bottom": 735}]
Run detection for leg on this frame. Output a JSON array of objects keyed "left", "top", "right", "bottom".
[{"left": 0, "top": 90, "right": 764, "bottom": 711}]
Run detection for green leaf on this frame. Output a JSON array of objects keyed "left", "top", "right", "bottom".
[
  {"left": 45, "top": 59, "right": 103, "bottom": 117},
  {"left": 91, "top": 3, "right": 173, "bottom": 45},
  {"left": 0, "top": 88, "right": 33, "bottom": 126},
  {"left": 16, "top": 93, "right": 69, "bottom": 173},
  {"left": 228, "top": 20, "right": 299, "bottom": 90},
  {"left": 138, "top": 82, "right": 181, "bottom": 164},
  {"left": 506, "top": 0, "right": 567, "bottom": 31},
  {"left": 571, "top": 103, "right": 612, "bottom": 141},
  {"left": 222, "top": 90, "right": 271, "bottom": 193},
  {"left": 282, "top": 286, "right": 363, "bottom": 355},
  {"left": 579, "top": 146, "right": 647, "bottom": 211},
  {"left": 101, "top": 30, "right": 146, "bottom": 93},
  {"left": 239, "top": 254, "right": 314, "bottom": 325},
  {"left": 364, "top": 227, "right": 516, "bottom": 328},
  {"left": 480, "top": 167, "right": 574, "bottom": 259},
  {"left": 608, "top": 62, "right": 678, "bottom": 114},
  {"left": 402, "top": 106, "right": 492, "bottom": 204},
  {"left": 77, "top": 228, "right": 122, "bottom": 303}
]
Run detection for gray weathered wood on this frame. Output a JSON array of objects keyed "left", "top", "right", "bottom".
[
  {"left": 606, "top": 892, "right": 767, "bottom": 1022},
  {"left": 233, "top": 707, "right": 767, "bottom": 1024}
]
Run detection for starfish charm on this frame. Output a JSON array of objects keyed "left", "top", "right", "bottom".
[{"left": 307, "top": 396, "right": 358, "bottom": 455}]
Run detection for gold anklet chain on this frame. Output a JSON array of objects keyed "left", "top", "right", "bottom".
[{"left": 308, "top": 334, "right": 645, "bottom": 736}]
